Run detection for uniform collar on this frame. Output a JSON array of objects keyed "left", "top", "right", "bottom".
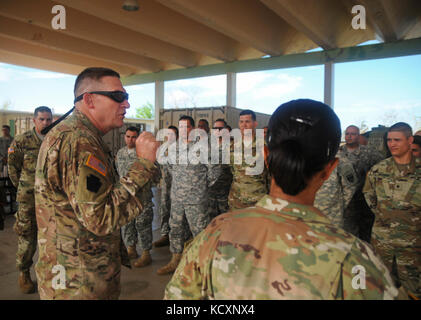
[
  {"left": 341, "top": 144, "right": 361, "bottom": 155},
  {"left": 31, "top": 127, "right": 42, "bottom": 143},
  {"left": 391, "top": 155, "right": 417, "bottom": 175},
  {"left": 73, "top": 109, "right": 111, "bottom": 154},
  {"left": 74, "top": 108, "right": 106, "bottom": 138},
  {"left": 256, "top": 195, "right": 332, "bottom": 224}
]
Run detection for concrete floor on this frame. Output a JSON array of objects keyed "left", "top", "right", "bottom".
[{"left": 0, "top": 200, "right": 174, "bottom": 300}]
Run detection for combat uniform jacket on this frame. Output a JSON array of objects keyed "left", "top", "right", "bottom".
[
  {"left": 0, "top": 135, "right": 13, "bottom": 170},
  {"left": 314, "top": 148, "right": 359, "bottom": 227},
  {"left": 363, "top": 156, "right": 421, "bottom": 296},
  {"left": 168, "top": 140, "right": 220, "bottom": 204},
  {"left": 35, "top": 109, "right": 157, "bottom": 300},
  {"left": 8, "top": 128, "right": 42, "bottom": 203},
  {"left": 208, "top": 143, "right": 233, "bottom": 202},
  {"left": 165, "top": 195, "right": 405, "bottom": 300},
  {"left": 116, "top": 146, "right": 154, "bottom": 207},
  {"left": 229, "top": 138, "right": 269, "bottom": 210}
]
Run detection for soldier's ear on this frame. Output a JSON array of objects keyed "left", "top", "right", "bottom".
[
  {"left": 408, "top": 136, "right": 414, "bottom": 145},
  {"left": 321, "top": 158, "right": 339, "bottom": 181},
  {"left": 83, "top": 93, "right": 95, "bottom": 109}
]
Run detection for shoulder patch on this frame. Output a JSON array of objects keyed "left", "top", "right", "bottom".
[
  {"left": 85, "top": 154, "right": 107, "bottom": 177},
  {"left": 87, "top": 174, "right": 102, "bottom": 193},
  {"left": 8, "top": 147, "right": 14, "bottom": 154}
]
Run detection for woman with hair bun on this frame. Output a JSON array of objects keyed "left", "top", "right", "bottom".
[{"left": 165, "top": 99, "right": 407, "bottom": 300}]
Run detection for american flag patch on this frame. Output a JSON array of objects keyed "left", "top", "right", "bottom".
[
  {"left": 8, "top": 147, "right": 14, "bottom": 153},
  {"left": 85, "top": 155, "right": 107, "bottom": 177}
]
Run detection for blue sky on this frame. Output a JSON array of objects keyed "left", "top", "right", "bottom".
[{"left": 1, "top": 53, "right": 420, "bottom": 133}]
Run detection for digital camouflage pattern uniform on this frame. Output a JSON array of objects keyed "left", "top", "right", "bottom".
[
  {"left": 208, "top": 143, "right": 233, "bottom": 219},
  {"left": 35, "top": 109, "right": 157, "bottom": 300},
  {"left": 340, "top": 145, "right": 383, "bottom": 242},
  {"left": 116, "top": 146, "right": 154, "bottom": 253},
  {"left": 229, "top": 138, "right": 269, "bottom": 210},
  {"left": 165, "top": 195, "right": 406, "bottom": 300},
  {"left": 158, "top": 163, "right": 171, "bottom": 237},
  {"left": 314, "top": 148, "right": 359, "bottom": 228},
  {"left": 168, "top": 140, "right": 220, "bottom": 254},
  {"left": 363, "top": 156, "right": 421, "bottom": 298},
  {"left": 8, "top": 128, "right": 42, "bottom": 272}
]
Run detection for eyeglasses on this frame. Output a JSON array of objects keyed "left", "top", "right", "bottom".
[
  {"left": 74, "top": 91, "right": 129, "bottom": 104},
  {"left": 213, "top": 127, "right": 225, "bottom": 131}
]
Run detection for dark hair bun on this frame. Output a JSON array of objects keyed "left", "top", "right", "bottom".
[{"left": 267, "top": 99, "right": 341, "bottom": 195}]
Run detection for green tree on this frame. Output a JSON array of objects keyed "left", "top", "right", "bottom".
[
  {"left": 135, "top": 101, "right": 154, "bottom": 119},
  {"left": 1, "top": 99, "right": 12, "bottom": 110}
]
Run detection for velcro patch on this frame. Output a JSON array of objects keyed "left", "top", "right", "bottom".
[
  {"left": 8, "top": 147, "right": 14, "bottom": 154},
  {"left": 87, "top": 174, "right": 102, "bottom": 193},
  {"left": 85, "top": 154, "right": 107, "bottom": 177}
]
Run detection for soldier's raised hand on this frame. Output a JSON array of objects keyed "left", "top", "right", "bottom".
[{"left": 136, "top": 132, "right": 160, "bottom": 163}]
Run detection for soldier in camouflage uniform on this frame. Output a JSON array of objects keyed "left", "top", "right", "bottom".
[
  {"left": 157, "top": 116, "right": 220, "bottom": 275},
  {"left": 116, "top": 126, "right": 155, "bottom": 268},
  {"left": 340, "top": 126, "right": 384, "bottom": 242},
  {"left": 7, "top": 106, "right": 52, "bottom": 294},
  {"left": 34, "top": 68, "right": 159, "bottom": 299},
  {"left": 154, "top": 126, "right": 178, "bottom": 248},
  {"left": 0, "top": 125, "right": 13, "bottom": 174},
  {"left": 1, "top": 125, "right": 14, "bottom": 229},
  {"left": 314, "top": 149, "right": 359, "bottom": 228},
  {"left": 165, "top": 99, "right": 406, "bottom": 300},
  {"left": 363, "top": 122, "right": 421, "bottom": 299},
  {"left": 229, "top": 110, "right": 269, "bottom": 210},
  {"left": 207, "top": 119, "right": 233, "bottom": 219}
]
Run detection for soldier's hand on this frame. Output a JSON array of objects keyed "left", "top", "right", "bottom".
[{"left": 136, "top": 132, "right": 160, "bottom": 163}]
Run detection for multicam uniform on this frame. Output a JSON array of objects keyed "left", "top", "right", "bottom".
[
  {"left": 8, "top": 128, "right": 42, "bottom": 272},
  {"left": 228, "top": 138, "right": 269, "bottom": 210},
  {"left": 340, "top": 145, "right": 383, "bottom": 242},
  {"left": 35, "top": 109, "right": 157, "bottom": 299},
  {"left": 168, "top": 140, "right": 220, "bottom": 254},
  {"left": 116, "top": 146, "right": 154, "bottom": 253},
  {"left": 314, "top": 148, "right": 359, "bottom": 227},
  {"left": 165, "top": 195, "right": 405, "bottom": 299},
  {"left": 363, "top": 156, "right": 421, "bottom": 298}
]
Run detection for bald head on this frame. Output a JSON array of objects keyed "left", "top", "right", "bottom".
[{"left": 345, "top": 125, "right": 360, "bottom": 149}]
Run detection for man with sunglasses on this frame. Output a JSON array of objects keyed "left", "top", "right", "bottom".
[{"left": 34, "top": 67, "right": 159, "bottom": 300}]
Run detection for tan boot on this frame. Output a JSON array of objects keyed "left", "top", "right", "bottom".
[
  {"left": 153, "top": 235, "right": 170, "bottom": 248},
  {"left": 133, "top": 250, "right": 152, "bottom": 268},
  {"left": 156, "top": 253, "right": 182, "bottom": 275},
  {"left": 127, "top": 245, "right": 138, "bottom": 259},
  {"left": 18, "top": 270, "right": 35, "bottom": 294}
]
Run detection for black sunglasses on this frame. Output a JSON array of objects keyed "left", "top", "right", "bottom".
[
  {"left": 213, "top": 127, "right": 225, "bottom": 130},
  {"left": 74, "top": 91, "right": 129, "bottom": 104}
]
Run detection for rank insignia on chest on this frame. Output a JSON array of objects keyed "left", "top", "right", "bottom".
[
  {"left": 85, "top": 154, "right": 107, "bottom": 177},
  {"left": 8, "top": 147, "right": 14, "bottom": 153}
]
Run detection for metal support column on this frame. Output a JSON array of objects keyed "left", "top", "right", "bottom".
[
  {"left": 154, "top": 80, "right": 164, "bottom": 133},
  {"left": 226, "top": 72, "right": 236, "bottom": 107},
  {"left": 324, "top": 62, "right": 335, "bottom": 108}
]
